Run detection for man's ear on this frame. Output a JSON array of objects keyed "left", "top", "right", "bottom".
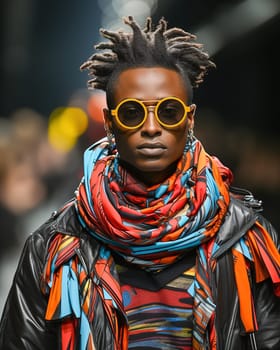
[
  {"left": 187, "top": 104, "right": 196, "bottom": 129},
  {"left": 103, "top": 108, "right": 113, "bottom": 132}
]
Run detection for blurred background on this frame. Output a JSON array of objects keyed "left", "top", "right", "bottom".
[{"left": 0, "top": 0, "right": 279, "bottom": 313}]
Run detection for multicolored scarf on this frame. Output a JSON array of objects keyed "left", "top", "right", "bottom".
[
  {"left": 42, "top": 137, "right": 280, "bottom": 350},
  {"left": 76, "top": 137, "right": 230, "bottom": 270}
]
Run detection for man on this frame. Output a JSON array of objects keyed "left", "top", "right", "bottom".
[{"left": 0, "top": 16, "right": 279, "bottom": 350}]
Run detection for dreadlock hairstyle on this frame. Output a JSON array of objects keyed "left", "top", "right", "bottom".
[{"left": 80, "top": 16, "right": 216, "bottom": 107}]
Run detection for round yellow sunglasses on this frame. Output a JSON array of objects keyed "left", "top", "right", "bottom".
[{"left": 110, "top": 97, "right": 191, "bottom": 130}]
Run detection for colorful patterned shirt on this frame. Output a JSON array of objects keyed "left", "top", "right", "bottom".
[{"left": 116, "top": 253, "right": 196, "bottom": 349}]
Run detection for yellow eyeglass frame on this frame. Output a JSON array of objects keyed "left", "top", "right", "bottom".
[{"left": 110, "top": 96, "right": 191, "bottom": 130}]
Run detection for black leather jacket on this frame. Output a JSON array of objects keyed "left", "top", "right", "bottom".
[{"left": 0, "top": 194, "right": 279, "bottom": 349}]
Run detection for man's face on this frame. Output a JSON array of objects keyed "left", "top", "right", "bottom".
[{"left": 104, "top": 67, "right": 195, "bottom": 185}]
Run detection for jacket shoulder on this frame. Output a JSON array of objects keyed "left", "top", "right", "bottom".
[
  {"left": 32, "top": 199, "right": 101, "bottom": 274},
  {"left": 213, "top": 186, "right": 279, "bottom": 258},
  {"left": 31, "top": 199, "right": 85, "bottom": 246},
  {"left": 229, "top": 185, "right": 263, "bottom": 212},
  {"left": 213, "top": 186, "right": 269, "bottom": 258},
  {"left": 229, "top": 186, "right": 279, "bottom": 247}
]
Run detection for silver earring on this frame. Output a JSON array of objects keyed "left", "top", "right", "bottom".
[
  {"left": 106, "top": 128, "right": 115, "bottom": 151},
  {"left": 185, "top": 128, "right": 194, "bottom": 151},
  {"left": 187, "top": 128, "right": 194, "bottom": 143}
]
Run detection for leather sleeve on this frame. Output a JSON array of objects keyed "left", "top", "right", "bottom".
[
  {"left": 258, "top": 214, "right": 280, "bottom": 250},
  {"left": 254, "top": 215, "right": 280, "bottom": 350},
  {"left": 254, "top": 279, "right": 280, "bottom": 349},
  {"left": 0, "top": 231, "right": 58, "bottom": 349}
]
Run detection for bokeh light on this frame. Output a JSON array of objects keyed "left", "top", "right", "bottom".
[{"left": 48, "top": 107, "right": 88, "bottom": 152}]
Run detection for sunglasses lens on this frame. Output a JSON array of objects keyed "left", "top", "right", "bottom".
[
  {"left": 157, "top": 98, "right": 185, "bottom": 125},
  {"left": 117, "top": 100, "right": 145, "bottom": 127}
]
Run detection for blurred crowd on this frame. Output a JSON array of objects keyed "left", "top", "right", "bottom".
[{"left": 0, "top": 109, "right": 77, "bottom": 249}]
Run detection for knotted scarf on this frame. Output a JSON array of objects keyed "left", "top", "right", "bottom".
[
  {"left": 42, "top": 137, "right": 280, "bottom": 350},
  {"left": 76, "top": 137, "right": 231, "bottom": 270}
]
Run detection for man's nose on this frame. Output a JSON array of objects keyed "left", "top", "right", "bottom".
[{"left": 141, "top": 106, "right": 162, "bottom": 134}]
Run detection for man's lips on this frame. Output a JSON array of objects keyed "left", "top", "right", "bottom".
[{"left": 137, "top": 143, "right": 167, "bottom": 156}]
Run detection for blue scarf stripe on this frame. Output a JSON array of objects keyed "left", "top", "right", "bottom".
[{"left": 84, "top": 139, "right": 110, "bottom": 213}]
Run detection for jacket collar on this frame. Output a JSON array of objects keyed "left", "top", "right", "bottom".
[{"left": 212, "top": 196, "right": 258, "bottom": 259}]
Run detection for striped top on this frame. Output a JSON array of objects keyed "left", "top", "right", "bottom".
[{"left": 116, "top": 253, "right": 196, "bottom": 349}]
